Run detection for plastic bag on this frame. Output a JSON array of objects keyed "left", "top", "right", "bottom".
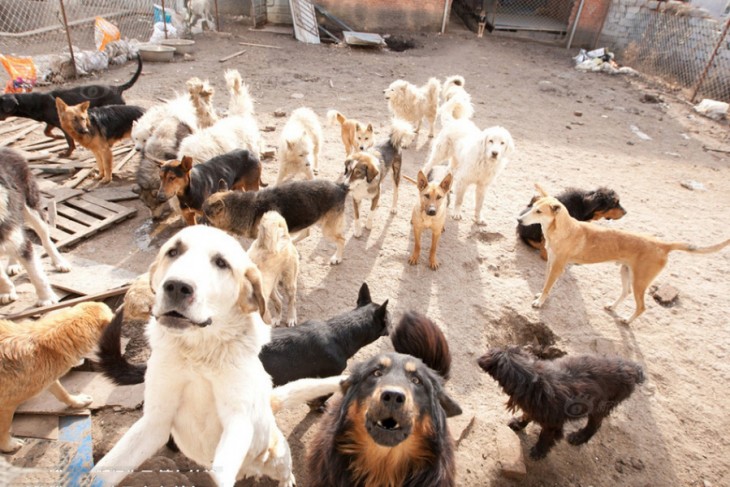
[
  {"left": 95, "top": 17, "right": 121, "bottom": 51},
  {"left": 0, "top": 54, "right": 37, "bottom": 93},
  {"left": 149, "top": 21, "right": 178, "bottom": 43}
]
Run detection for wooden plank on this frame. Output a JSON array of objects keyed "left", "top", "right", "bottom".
[
  {"left": 48, "top": 225, "right": 74, "bottom": 242},
  {"left": 1, "top": 285, "right": 130, "bottom": 320},
  {"left": 66, "top": 197, "right": 115, "bottom": 218},
  {"left": 56, "top": 204, "right": 98, "bottom": 226},
  {"left": 87, "top": 186, "right": 138, "bottom": 202},
  {"left": 113, "top": 147, "right": 136, "bottom": 172},
  {"left": 53, "top": 215, "right": 89, "bottom": 234},
  {"left": 219, "top": 49, "right": 247, "bottom": 62},
  {"left": 48, "top": 255, "right": 137, "bottom": 296},
  {"left": 42, "top": 187, "right": 84, "bottom": 205},
  {"left": 63, "top": 168, "right": 93, "bottom": 188},
  {"left": 238, "top": 41, "right": 282, "bottom": 49},
  {"left": 12, "top": 415, "right": 59, "bottom": 440},
  {"left": 0, "top": 123, "right": 40, "bottom": 147},
  {"left": 0, "top": 119, "right": 36, "bottom": 136}
]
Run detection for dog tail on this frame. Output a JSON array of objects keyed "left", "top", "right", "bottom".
[
  {"left": 97, "top": 307, "right": 147, "bottom": 385},
  {"left": 389, "top": 118, "right": 415, "bottom": 151},
  {"left": 270, "top": 376, "right": 345, "bottom": 413},
  {"left": 225, "top": 69, "right": 255, "bottom": 118},
  {"left": 425, "top": 77, "right": 441, "bottom": 110},
  {"left": 115, "top": 54, "right": 143, "bottom": 94},
  {"left": 326, "top": 109, "right": 345, "bottom": 127},
  {"left": 665, "top": 238, "right": 730, "bottom": 254},
  {"left": 391, "top": 311, "right": 451, "bottom": 379}
]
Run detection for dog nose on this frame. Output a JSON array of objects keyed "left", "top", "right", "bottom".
[
  {"left": 156, "top": 191, "right": 168, "bottom": 202},
  {"left": 491, "top": 150, "right": 499, "bottom": 158},
  {"left": 380, "top": 389, "right": 405, "bottom": 409},
  {"left": 426, "top": 206, "right": 437, "bottom": 216},
  {"left": 163, "top": 279, "right": 195, "bottom": 303}
]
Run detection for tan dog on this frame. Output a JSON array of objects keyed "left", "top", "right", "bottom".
[
  {"left": 248, "top": 211, "right": 299, "bottom": 327},
  {"left": 408, "top": 170, "right": 453, "bottom": 270},
  {"left": 342, "top": 152, "right": 381, "bottom": 238},
  {"left": 327, "top": 110, "right": 374, "bottom": 156},
  {"left": 519, "top": 184, "right": 730, "bottom": 324},
  {"left": 1, "top": 302, "right": 113, "bottom": 453}
]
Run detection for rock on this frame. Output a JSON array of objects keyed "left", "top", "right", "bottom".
[
  {"left": 263, "top": 125, "right": 276, "bottom": 132},
  {"left": 291, "top": 93, "right": 304, "bottom": 99},
  {"left": 630, "top": 124, "right": 652, "bottom": 141},
  {"left": 273, "top": 110, "right": 287, "bottom": 117},
  {"left": 680, "top": 180, "right": 706, "bottom": 191},
  {"left": 538, "top": 80, "right": 562, "bottom": 94},
  {"left": 651, "top": 283, "right": 679, "bottom": 306},
  {"left": 495, "top": 423, "right": 526, "bottom": 480},
  {"left": 261, "top": 148, "right": 276, "bottom": 159},
  {"left": 574, "top": 111, "right": 583, "bottom": 117}
]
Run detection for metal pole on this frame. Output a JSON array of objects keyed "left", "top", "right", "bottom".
[
  {"left": 214, "top": 0, "right": 221, "bottom": 32},
  {"left": 161, "top": 0, "right": 168, "bottom": 39},
  {"left": 58, "top": 0, "right": 77, "bottom": 79},
  {"left": 691, "top": 16, "right": 730, "bottom": 103},
  {"left": 566, "top": 0, "right": 585, "bottom": 50},
  {"left": 441, "top": 0, "right": 450, "bottom": 34}
]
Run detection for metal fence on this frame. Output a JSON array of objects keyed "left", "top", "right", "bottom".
[
  {"left": 456, "top": 0, "right": 577, "bottom": 37},
  {"left": 604, "top": 6, "right": 730, "bottom": 103}
]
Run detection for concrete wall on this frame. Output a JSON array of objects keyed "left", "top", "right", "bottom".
[{"left": 314, "top": 0, "right": 451, "bottom": 32}]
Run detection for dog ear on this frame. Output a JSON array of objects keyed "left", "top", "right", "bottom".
[
  {"left": 366, "top": 123, "right": 373, "bottom": 133},
  {"left": 181, "top": 156, "right": 194, "bottom": 172},
  {"left": 79, "top": 101, "right": 91, "bottom": 112},
  {"left": 439, "top": 172, "right": 453, "bottom": 192},
  {"left": 217, "top": 179, "right": 229, "bottom": 193},
  {"left": 55, "top": 97, "right": 67, "bottom": 113},
  {"left": 374, "top": 299, "right": 389, "bottom": 323},
  {"left": 438, "top": 390, "right": 463, "bottom": 418},
  {"left": 237, "top": 266, "right": 266, "bottom": 317},
  {"left": 357, "top": 282, "right": 372, "bottom": 307},
  {"left": 417, "top": 170, "right": 428, "bottom": 191},
  {"left": 1, "top": 95, "right": 18, "bottom": 113},
  {"left": 534, "top": 183, "right": 548, "bottom": 197},
  {"left": 365, "top": 163, "right": 378, "bottom": 183},
  {"left": 551, "top": 204, "right": 561, "bottom": 213}
]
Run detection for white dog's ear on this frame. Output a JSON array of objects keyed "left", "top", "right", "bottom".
[
  {"left": 505, "top": 130, "right": 515, "bottom": 155},
  {"left": 534, "top": 183, "right": 548, "bottom": 197},
  {"left": 237, "top": 265, "right": 266, "bottom": 317}
]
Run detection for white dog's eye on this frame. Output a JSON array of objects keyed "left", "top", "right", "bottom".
[
  {"left": 536, "top": 210, "right": 542, "bottom": 214},
  {"left": 500, "top": 141, "right": 505, "bottom": 145},
  {"left": 214, "top": 256, "right": 229, "bottom": 269}
]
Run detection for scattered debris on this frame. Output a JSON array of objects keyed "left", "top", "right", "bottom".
[
  {"left": 641, "top": 93, "right": 663, "bottom": 104},
  {"left": 218, "top": 49, "right": 246, "bottom": 63},
  {"left": 680, "top": 180, "right": 707, "bottom": 191},
  {"left": 261, "top": 148, "right": 277, "bottom": 159},
  {"left": 574, "top": 48, "right": 638, "bottom": 76},
  {"left": 693, "top": 99, "right": 728, "bottom": 121},
  {"left": 290, "top": 0, "right": 320, "bottom": 44},
  {"left": 574, "top": 111, "right": 583, "bottom": 117},
  {"left": 630, "top": 124, "right": 652, "bottom": 141},
  {"left": 453, "top": 415, "right": 476, "bottom": 449},
  {"left": 2, "top": 285, "right": 130, "bottom": 321},
  {"left": 651, "top": 284, "right": 680, "bottom": 307},
  {"left": 263, "top": 125, "right": 276, "bottom": 132},
  {"left": 343, "top": 31, "right": 386, "bottom": 47},
  {"left": 291, "top": 93, "right": 304, "bottom": 99},
  {"left": 274, "top": 110, "right": 287, "bottom": 117},
  {"left": 238, "top": 41, "right": 282, "bottom": 50}
]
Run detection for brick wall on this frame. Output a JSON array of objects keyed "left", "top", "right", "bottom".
[
  {"left": 567, "top": 0, "right": 612, "bottom": 48},
  {"left": 315, "top": 0, "right": 451, "bottom": 32}
]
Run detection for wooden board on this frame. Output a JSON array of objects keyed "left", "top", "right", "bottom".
[
  {"left": 12, "top": 415, "right": 60, "bottom": 440},
  {"left": 47, "top": 254, "right": 138, "bottom": 296}
]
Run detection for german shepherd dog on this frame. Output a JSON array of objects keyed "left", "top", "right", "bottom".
[
  {"left": 201, "top": 179, "right": 348, "bottom": 264},
  {"left": 0, "top": 56, "right": 142, "bottom": 157},
  {"left": 157, "top": 150, "right": 265, "bottom": 226},
  {"left": 0, "top": 148, "right": 71, "bottom": 306},
  {"left": 517, "top": 187, "right": 627, "bottom": 260},
  {"left": 409, "top": 169, "right": 453, "bottom": 270},
  {"left": 307, "top": 311, "right": 462, "bottom": 487},
  {"left": 478, "top": 347, "right": 645, "bottom": 459},
  {"left": 55, "top": 99, "right": 144, "bottom": 184},
  {"left": 1, "top": 302, "right": 113, "bottom": 453}
]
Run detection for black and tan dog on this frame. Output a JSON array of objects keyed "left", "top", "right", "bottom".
[
  {"left": 519, "top": 184, "right": 730, "bottom": 324},
  {"left": 56, "top": 99, "right": 144, "bottom": 184},
  {"left": 201, "top": 179, "right": 348, "bottom": 264},
  {"left": 517, "top": 187, "right": 627, "bottom": 260},
  {"left": 157, "top": 150, "right": 265, "bottom": 226},
  {"left": 478, "top": 347, "right": 645, "bottom": 460},
  {"left": 408, "top": 169, "right": 453, "bottom": 270},
  {"left": 307, "top": 311, "right": 462, "bottom": 487},
  {"left": 0, "top": 56, "right": 142, "bottom": 157},
  {"left": 370, "top": 118, "right": 416, "bottom": 214}
]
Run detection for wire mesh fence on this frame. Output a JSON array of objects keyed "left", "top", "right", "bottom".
[{"left": 605, "top": 6, "right": 730, "bottom": 103}]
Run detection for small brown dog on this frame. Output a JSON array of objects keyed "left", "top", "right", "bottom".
[
  {"left": 56, "top": 99, "right": 144, "bottom": 184},
  {"left": 518, "top": 184, "right": 730, "bottom": 324},
  {"left": 327, "top": 110, "right": 374, "bottom": 156},
  {"left": 1, "top": 302, "right": 113, "bottom": 453},
  {"left": 408, "top": 170, "right": 453, "bottom": 270}
]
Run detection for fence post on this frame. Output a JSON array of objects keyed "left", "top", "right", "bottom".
[
  {"left": 58, "top": 0, "right": 77, "bottom": 79},
  {"left": 215, "top": 0, "right": 221, "bottom": 32},
  {"left": 691, "top": 16, "right": 730, "bottom": 103}
]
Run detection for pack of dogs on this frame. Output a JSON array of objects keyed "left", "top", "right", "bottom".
[{"left": 0, "top": 61, "right": 729, "bottom": 487}]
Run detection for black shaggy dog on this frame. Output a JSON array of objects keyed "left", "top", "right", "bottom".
[
  {"left": 477, "top": 347, "right": 645, "bottom": 460},
  {"left": 307, "top": 311, "right": 462, "bottom": 487},
  {"left": 517, "top": 187, "right": 627, "bottom": 260}
]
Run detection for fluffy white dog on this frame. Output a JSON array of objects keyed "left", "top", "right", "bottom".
[
  {"left": 276, "top": 107, "right": 322, "bottom": 183},
  {"left": 131, "top": 94, "right": 198, "bottom": 152},
  {"left": 383, "top": 78, "right": 441, "bottom": 137},
  {"left": 423, "top": 120, "right": 514, "bottom": 225},
  {"left": 438, "top": 75, "right": 474, "bottom": 125}
]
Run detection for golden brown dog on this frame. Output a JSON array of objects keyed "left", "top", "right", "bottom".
[
  {"left": 342, "top": 151, "right": 381, "bottom": 238},
  {"left": 0, "top": 302, "right": 113, "bottom": 453},
  {"left": 408, "top": 170, "right": 453, "bottom": 270},
  {"left": 327, "top": 110, "right": 374, "bottom": 156},
  {"left": 519, "top": 184, "right": 730, "bottom": 324},
  {"left": 56, "top": 99, "right": 144, "bottom": 184}
]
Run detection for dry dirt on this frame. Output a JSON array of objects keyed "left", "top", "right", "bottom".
[{"left": 5, "top": 16, "right": 730, "bottom": 487}]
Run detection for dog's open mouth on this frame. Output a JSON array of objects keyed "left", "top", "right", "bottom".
[
  {"left": 157, "top": 310, "right": 212, "bottom": 329},
  {"left": 377, "top": 417, "right": 400, "bottom": 430},
  {"left": 366, "top": 412, "right": 412, "bottom": 447}
]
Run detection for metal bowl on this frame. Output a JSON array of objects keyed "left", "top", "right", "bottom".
[
  {"left": 138, "top": 45, "right": 175, "bottom": 62},
  {"left": 160, "top": 39, "right": 196, "bottom": 55}
]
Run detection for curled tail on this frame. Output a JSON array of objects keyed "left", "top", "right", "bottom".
[
  {"left": 426, "top": 77, "right": 441, "bottom": 112},
  {"left": 97, "top": 307, "right": 146, "bottom": 385},
  {"left": 270, "top": 376, "right": 345, "bottom": 413},
  {"left": 389, "top": 118, "right": 416, "bottom": 151},
  {"left": 666, "top": 238, "right": 730, "bottom": 254},
  {"left": 326, "top": 109, "right": 345, "bottom": 127},
  {"left": 116, "top": 55, "right": 143, "bottom": 94},
  {"left": 391, "top": 311, "right": 451, "bottom": 379},
  {"left": 225, "top": 69, "right": 255, "bottom": 117}
]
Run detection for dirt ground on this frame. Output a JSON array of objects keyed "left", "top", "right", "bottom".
[{"left": 5, "top": 16, "right": 730, "bottom": 487}]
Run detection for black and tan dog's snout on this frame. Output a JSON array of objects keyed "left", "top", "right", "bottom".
[
  {"left": 163, "top": 279, "right": 195, "bottom": 304},
  {"left": 380, "top": 388, "right": 407, "bottom": 411}
]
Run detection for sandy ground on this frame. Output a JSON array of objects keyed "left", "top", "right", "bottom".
[{"left": 4, "top": 17, "right": 730, "bottom": 487}]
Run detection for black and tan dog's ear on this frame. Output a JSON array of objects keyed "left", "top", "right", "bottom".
[
  {"left": 439, "top": 390, "right": 463, "bottom": 418},
  {"left": 440, "top": 172, "right": 453, "bottom": 192},
  {"left": 238, "top": 266, "right": 266, "bottom": 317},
  {"left": 217, "top": 179, "right": 229, "bottom": 193},
  {"left": 417, "top": 170, "right": 428, "bottom": 191},
  {"left": 534, "top": 183, "right": 548, "bottom": 197},
  {"left": 79, "top": 100, "right": 91, "bottom": 112},
  {"left": 55, "top": 97, "right": 68, "bottom": 113},
  {"left": 357, "top": 282, "right": 372, "bottom": 307},
  {"left": 181, "top": 156, "right": 194, "bottom": 172}
]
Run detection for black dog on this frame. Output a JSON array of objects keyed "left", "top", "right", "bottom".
[
  {"left": 477, "top": 347, "right": 644, "bottom": 460},
  {"left": 517, "top": 187, "right": 627, "bottom": 260},
  {"left": 307, "top": 311, "right": 462, "bottom": 487},
  {"left": 0, "top": 55, "right": 142, "bottom": 157}
]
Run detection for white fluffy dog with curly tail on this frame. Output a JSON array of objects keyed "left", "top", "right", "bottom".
[{"left": 383, "top": 78, "right": 441, "bottom": 137}]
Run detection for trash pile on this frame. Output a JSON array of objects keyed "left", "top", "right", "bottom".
[{"left": 573, "top": 48, "right": 638, "bottom": 76}]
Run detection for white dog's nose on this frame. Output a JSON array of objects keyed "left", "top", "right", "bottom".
[
  {"left": 491, "top": 151, "right": 499, "bottom": 158},
  {"left": 163, "top": 279, "right": 195, "bottom": 304}
]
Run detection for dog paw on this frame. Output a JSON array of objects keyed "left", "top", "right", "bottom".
[
  {"left": 567, "top": 431, "right": 589, "bottom": 446},
  {"left": 365, "top": 217, "right": 374, "bottom": 230},
  {"left": 0, "top": 291, "right": 18, "bottom": 304},
  {"left": 529, "top": 446, "right": 548, "bottom": 460},
  {"left": 452, "top": 213, "right": 463, "bottom": 221},
  {"left": 54, "top": 259, "right": 72, "bottom": 273},
  {"left": 604, "top": 304, "right": 615, "bottom": 311},
  {"left": 68, "top": 393, "right": 93, "bottom": 409},
  {"left": 475, "top": 218, "right": 487, "bottom": 226},
  {"left": 36, "top": 294, "right": 59, "bottom": 307},
  {"left": 100, "top": 177, "right": 112, "bottom": 185},
  {"left": 428, "top": 259, "right": 440, "bottom": 270},
  {"left": 6, "top": 264, "right": 22, "bottom": 276},
  {"left": 531, "top": 295, "right": 543, "bottom": 308},
  {"left": 390, "top": 207, "right": 398, "bottom": 215},
  {"left": 1, "top": 437, "right": 25, "bottom": 454},
  {"left": 353, "top": 228, "right": 362, "bottom": 239},
  {"left": 329, "top": 254, "right": 342, "bottom": 265},
  {"left": 408, "top": 255, "right": 419, "bottom": 266},
  {"left": 279, "top": 474, "right": 296, "bottom": 487}
]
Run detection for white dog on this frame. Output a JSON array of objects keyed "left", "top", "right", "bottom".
[
  {"left": 91, "top": 225, "right": 343, "bottom": 487},
  {"left": 383, "top": 78, "right": 440, "bottom": 137},
  {"left": 248, "top": 211, "right": 299, "bottom": 327},
  {"left": 276, "top": 107, "right": 322, "bottom": 183},
  {"left": 438, "top": 75, "right": 474, "bottom": 125},
  {"left": 132, "top": 94, "right": 198, "bottom": 152},
  {"left": 177, "top": 69, "right": 262, "bottom": 163},
  {"left": 423, "top": 120, "right": 514, "bottom": 225}
]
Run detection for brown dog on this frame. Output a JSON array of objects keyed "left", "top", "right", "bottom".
[
  {"left": 518, "top": 184, "right": 730, "bottom": 324},
  {"left": 1, "top": 302, "right": 113, "bottom": 453},
  {"left": 327, "top": 110, "right": 374, "bottom": 156},
  {"left": 56, "top": 99, "right": 144, "bottom": 184},
  {"left": 408, "top": 170, "right": 453, "bottom": 270}
]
